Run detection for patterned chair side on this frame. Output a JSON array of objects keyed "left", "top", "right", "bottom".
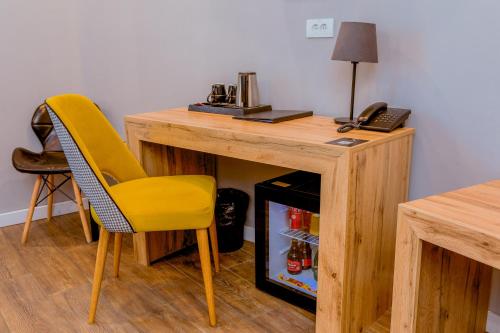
[{"left": 47, "top": 108, "right": 134, "bottom": 233}]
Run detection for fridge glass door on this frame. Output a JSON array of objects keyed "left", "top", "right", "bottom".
[{"left": 267, "top": 201, "right": 319, "bottom": 298}]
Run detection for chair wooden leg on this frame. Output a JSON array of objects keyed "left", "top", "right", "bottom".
[
  {"left": 88, "top": 227, "right": 110, "bottom": 324},
  {"left": 47, "top": 175, "right": 54, "bottom": 221},
  {"left": 113, "top": 233, "right": 123, "bottom": 278},
  {"left": 208, "top": 219, "right": 220, "bottom": 273},
  {"left": 71, "top": 175, "right": 92, "bottom": 243},
  {"left": 21, "top": 175, "right": 42, "bottom": 244},
  {"left": 196, "top": 228, "right": 216, "bottom": 327}
]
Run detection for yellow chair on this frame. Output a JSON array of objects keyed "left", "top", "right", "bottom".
[{"left": 45, "top": 94, "right": 219, "bottom": 326}]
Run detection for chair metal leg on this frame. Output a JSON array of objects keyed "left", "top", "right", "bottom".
[
  {"left": 71, "top": 175, "right": 92, "bottom": 243},
  {"left": 21, "top": 175, "right": 43, "bottom": 244},
  {"left": 88, "top": 227, "right": 110, "bottom": 324},
  {"left": 208, "top": 219, "right": 220, "bottom": 273},
  {"left": 47, "top": 175, "right": 54, "bottom": 221},
  {"left": 196, "top": 228, "right": 217, "bottom": 327},
  {"left": 113, "top": 233, "right": 123, "bottom": 278}
]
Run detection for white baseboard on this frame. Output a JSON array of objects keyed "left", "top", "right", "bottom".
[
  {"left": 488, "top": 311, "right": 500, "bottom": 333},
  {"left": 244, "top": 225, "right": 255, "bottom": 243},
  {"left": 0, "top": 198, "right": 89, "bottom": 228}
]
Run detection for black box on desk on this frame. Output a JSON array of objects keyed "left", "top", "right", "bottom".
[{"left": 188, "top": 103, "right": 272, "bottom": 116}]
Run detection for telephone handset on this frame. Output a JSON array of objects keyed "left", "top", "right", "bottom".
[
  {"left": 358, "top": 102, "right": 388, "bottom": 123},
  {"left": 337, "top": 102, "right": 411, "bottom": 133}
]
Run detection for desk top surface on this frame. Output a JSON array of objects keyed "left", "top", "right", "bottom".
[
  {"left": 125, "top": 108, "right": 414, "bottom": 150},
  {"left": 401, "top": 180, "right": 500, "bottom": 239}
]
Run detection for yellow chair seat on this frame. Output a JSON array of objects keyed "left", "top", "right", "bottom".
[{"left": 91, "top": 175, "right": 216, "bottom": 232}]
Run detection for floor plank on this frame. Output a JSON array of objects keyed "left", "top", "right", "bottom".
[{"left": 0, "top": 212, "right": 315, "bottom": 332}]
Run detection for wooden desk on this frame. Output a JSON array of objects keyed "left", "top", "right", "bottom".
[
  {"left": 391, "top": 181, "right": 500, "bottom": 332},
  {"left": 125, "top": 108, "right": 414, "bottom": 332}
]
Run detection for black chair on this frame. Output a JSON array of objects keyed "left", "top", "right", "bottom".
[{"left": 12, "top": 103, "right": 91, "bottom": 244}]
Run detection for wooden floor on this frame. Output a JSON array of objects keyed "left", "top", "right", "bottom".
[{"left": 0, "top": 212, "right": 315, "bottom": 332}]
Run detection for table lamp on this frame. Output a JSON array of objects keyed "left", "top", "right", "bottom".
[{"left": 331, "top": 22, "right": 378, "bottom": 124}]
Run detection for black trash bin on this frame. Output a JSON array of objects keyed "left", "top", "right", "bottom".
[{"left": 215, "top": 188, "right": 250, "bottom": 253}]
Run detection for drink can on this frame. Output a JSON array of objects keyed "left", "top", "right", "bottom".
[
  {"left": 288, "top": 207, "right": 302, "bottom": 230},
  {"left": 309, "top": 213, "right": 320, "bottom": 236}
]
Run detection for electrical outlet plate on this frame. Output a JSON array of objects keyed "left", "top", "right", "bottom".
[{"left": 306, "top": 18, "right": 334, "bottom": 38}]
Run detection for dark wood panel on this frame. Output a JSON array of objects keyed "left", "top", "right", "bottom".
[
  {"left": 416, "top": 242, "right": 492, "bottom": 333},
  {"left": 140, "top": 142, "right": 216, "bottom": 263}
]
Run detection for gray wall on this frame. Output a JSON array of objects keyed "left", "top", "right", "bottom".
[
  {"left": 0, "top": 0, "right": 82, "bottom": 212},
  {"left": 2, "top": 0, "right": 500, "bottom": 314}
]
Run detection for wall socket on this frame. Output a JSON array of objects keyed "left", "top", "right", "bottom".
[{"left": 306, "top": 18, "right": 334, "bottom": 38}]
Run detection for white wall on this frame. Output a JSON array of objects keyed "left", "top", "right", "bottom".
[{"left": 2, "top": 0, "right": 500, "bottom": 316}]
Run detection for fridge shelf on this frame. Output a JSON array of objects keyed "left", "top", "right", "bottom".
[{"left": 279, "top": 228, "right": 319, "bottom": 246}]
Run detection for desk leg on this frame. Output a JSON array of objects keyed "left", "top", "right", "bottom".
[
  {"left": 391, "top": 211, "right": 492, "bottom": 332},
  {"left": 132, "top": 142, "right": 216, "bottom": 266},
  {"left": 317, "top": 135, "right": 414, "bottom": 332},
  {"left": 316, "top": 155, "right": 350, "bottom": 333},
  {"left": 391, "top": 211, "right": 423, "bottom": 332}
]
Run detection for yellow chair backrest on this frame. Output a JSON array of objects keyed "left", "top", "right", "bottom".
[
  {"left": 46, "top": 94, "right": 147, "bottom": 232},
  {"left": 46, "top": 94, "right": 146, "bottom": 184}
]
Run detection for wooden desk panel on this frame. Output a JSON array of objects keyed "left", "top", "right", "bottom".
[
  {"left": 125, "top": 108, "right": 414, "bottom": 332},
  {"left": 391, "top": 181, "right": 500, "bottom": 332},
  {"left": 125, "top": 108, "right": 412, "bottom": 173},
  {"left": 135, "top": 142, "right": 216, "bottom": 264}
]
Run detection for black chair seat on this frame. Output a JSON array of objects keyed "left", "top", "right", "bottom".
[{"left": 12, "top": 148, "right": 70, "bottom": 174}]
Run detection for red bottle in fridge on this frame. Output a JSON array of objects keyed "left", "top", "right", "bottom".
[
  {"left": 301, "top": 242, "right": 312, "bottom": 270},
  {"left": 287, "top": 239, "right": 302, "bottom": 275}
]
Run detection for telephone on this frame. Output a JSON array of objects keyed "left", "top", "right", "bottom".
[{"left": 337, "top": 102, "right": 411, "bottom": 133}]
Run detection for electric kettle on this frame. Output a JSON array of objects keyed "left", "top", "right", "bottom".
[{"left": 236, "top": 72, "right": 260, "bottom": 108}]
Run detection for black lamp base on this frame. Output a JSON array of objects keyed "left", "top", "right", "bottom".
[{"left": 334, "top": 116, "right": 356, "bottom": 125}]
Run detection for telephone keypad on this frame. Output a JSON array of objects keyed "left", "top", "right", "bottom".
[{"left": 373, "top": 113, "right": 398, "bottom": 126}]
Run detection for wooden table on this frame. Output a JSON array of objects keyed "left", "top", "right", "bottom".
[
  {"left": 391, "top": 181, "right": 500, "bottom": 332},
  {"left": 125, "top": 108, "right": 414, "bottom": 332}
]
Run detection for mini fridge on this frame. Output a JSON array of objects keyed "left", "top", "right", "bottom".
[{"left": 255, "top": 171, "right": 320, "bottom": 313}]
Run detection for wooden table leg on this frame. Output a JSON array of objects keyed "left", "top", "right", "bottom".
[
  {"left": 391, "top": 210, "right": 423, "bottom": 332},
  {"left": 315, "top": 155, "right": 351, "bottom": 333}
]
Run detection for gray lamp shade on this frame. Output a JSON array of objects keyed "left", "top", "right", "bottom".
[{"left": 331, "top": 22, "right": 378, "bottom": 63}]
